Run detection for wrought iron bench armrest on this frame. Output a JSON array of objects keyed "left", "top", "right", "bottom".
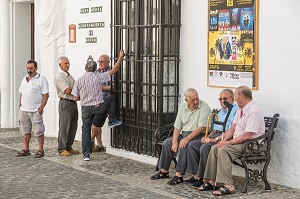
[
  {"left": 155, "top": 123, "right": 175, "bottom": 144},
  {"left": 242, "top": 114, "right": 280, "bottom": 157},
  {"left": 235, "top": 113, "right": 280, "bottom": 193},
  {"left": 154, "top": 123, "right": 175, "bottom": 171}
]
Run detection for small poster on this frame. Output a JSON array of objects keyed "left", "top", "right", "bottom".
[{"left": 207, "top": 0, "right": 258, "bottom": 89}]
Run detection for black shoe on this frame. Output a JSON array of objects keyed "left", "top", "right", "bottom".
[
  {"left": 150, "top": 171, "right": 169, "bottom": 180},
  {"left": 167, "top": 176, "right": 183, "bottom": 185},
  {"left": 191, "top": 180, "right": 204, "bottom": 188},
  {"left": 184, "top": 176, "right": 198, "bottom": 183}
]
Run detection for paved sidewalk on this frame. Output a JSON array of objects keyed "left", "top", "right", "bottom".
[{"left": 1, "top": 128, "right": 300, "bottom": 199}]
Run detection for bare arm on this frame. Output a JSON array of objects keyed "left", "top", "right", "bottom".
[
  {"left": 223, "top": 123, "right": 236, "bottom": 141},
  {"left": 73, "top": 96, "right": 80, "bottom": 101},
  {"left": 102, "top": 85, "right": 111, "bottom": 92},
  {"left": 19, "top": 94, "right": 22, "bottom": 108},
  {"left": 213, "top": 123, "right": 235, "bottom": 146},
  {"left": 230, "top": 132, "right": 253, "bottom": 144},
  {"left": 38, "top": 93, "right": 49, "bottom": 114},
  {"left": 180, "top": 126, "right": 205, "bottom": 148},
  {"left": 109, "top": 50, "right": 125, "bottom": 76},
  {"left": 171, "top": 128, "right": 181, "bottom": 153},
  {"left": 65, "top": 87, "right": 72, "bottom": 95}
]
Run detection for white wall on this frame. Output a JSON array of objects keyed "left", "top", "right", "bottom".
[
  {"left": 63, "top": 0, "right": 111, "bottom": 143},
  {"left": 4, "top": 0, "right": 299, "bottom": 189},
  {"left": 180, "top": 0, "right": 300, "bottom": 188},
  {"left": 12, "top": 2, "right": 32, "bottom": 126},
  {"left": 37, "top": 0, "right": 112, "bottom": 146}
]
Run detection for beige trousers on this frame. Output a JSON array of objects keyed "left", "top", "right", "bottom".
[{"left": 203, "top": 143, "right": 243, "bottom": 185}]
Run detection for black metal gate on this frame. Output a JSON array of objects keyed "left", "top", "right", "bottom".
[{"left": 111, "top": 0, "right": 181, "bottom": 157}]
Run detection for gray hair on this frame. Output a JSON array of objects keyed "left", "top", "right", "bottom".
[
  {"left": 221, "top": 88, "right": 234, "bottom": 98},
  {"left": 85, "top": 60, "right": 97, "bottom": 72},
  {"left": 236, "top": 86, "right": 252, "bottom": 100},
  {"left": 59, "top": 56, "right": 69, "bottom": 62},
  {"left": 184, "top": 88, "right": 198, "bottom": 98}
]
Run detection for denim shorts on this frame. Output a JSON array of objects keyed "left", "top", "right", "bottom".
[{"left": 92, "top": 110, "right": 108, "bottom": 127}]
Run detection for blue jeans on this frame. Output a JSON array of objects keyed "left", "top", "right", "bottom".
[{"left": 81, "top": 95, "right": 117, "bottom": 155}]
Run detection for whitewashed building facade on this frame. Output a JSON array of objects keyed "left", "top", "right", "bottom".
[{"left": 1, "top": 0, "right": 300, "bottom": 189}]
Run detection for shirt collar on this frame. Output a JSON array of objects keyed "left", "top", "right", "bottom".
[
  {"left": 26, "top": 73, "right": 40, "bottom": 82},
  {"left": 241, "top": 100, "right": 253, "bottom": 114},
  {"left": 97, "top": 66, "right": 110, "bottom": 73},
  {"left": 184, "top": 100, "right": 201, "bottom": 112},
  {"left": 59, "top": 68, "right": 69, "bottom": 76},
  {"left": 222, "top": 102, "right": 237, "bottom": 114}
]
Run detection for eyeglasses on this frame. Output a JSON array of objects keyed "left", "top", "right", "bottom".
[
  {"left": 97, "top": 60, "right": 109, "bottom": 63},
  {"left": 218, "top": 97, "right": 228, "bottom": 101}
]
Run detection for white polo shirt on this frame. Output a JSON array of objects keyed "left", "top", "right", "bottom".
[{"left": 19, "top": 73, "right": 49, "bottom": 112}]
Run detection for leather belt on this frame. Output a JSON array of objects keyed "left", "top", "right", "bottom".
[
  {"left": 60, "top": 98, "right": 76, "bottom": 103},
  {"left": 82, "top": 103, "right": 101, "bottom": 108}
]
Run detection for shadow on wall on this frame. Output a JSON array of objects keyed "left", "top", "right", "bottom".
[{"left": 268, "top": 116, "right": 300, "bottom": 188}]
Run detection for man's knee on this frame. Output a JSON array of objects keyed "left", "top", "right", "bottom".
[
  {"left": 162, "top": 137, "right": 172, "bottom": 146},
  {"left": 209, "top": 144, "right": 218, "bottom": 154},
  {"left": 200, "top": 142, "right": 214, "bottom": 152},
  {"left": 217, "top": 146, "right": 230, "bottom": 158}
]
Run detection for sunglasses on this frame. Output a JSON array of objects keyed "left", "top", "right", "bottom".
[{"left": 218, "top": 97, "right": 228, "bottom": 101}]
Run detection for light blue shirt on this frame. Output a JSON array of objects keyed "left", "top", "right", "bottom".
[{"left": 213, "top": 103, "right": 238, "bottom": 132}]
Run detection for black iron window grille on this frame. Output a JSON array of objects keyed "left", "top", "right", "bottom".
[{"left": 111, "top": 0, "right": 181, "bottom": 157}]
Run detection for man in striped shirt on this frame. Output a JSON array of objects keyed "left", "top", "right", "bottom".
[
  {"left": 72, "top": 50, "right": 125, "bottom": 161},
  {"left": 54, "top": 56, "right": 79, "bottom": 157}
]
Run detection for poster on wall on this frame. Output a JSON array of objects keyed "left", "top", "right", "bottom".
[{"left": 207, "top": 0, "right": 258, "bottom": 89}]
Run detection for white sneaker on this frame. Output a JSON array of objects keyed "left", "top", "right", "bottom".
[{"left": 83, "top": 154, "right": 90, "bottom": 161}]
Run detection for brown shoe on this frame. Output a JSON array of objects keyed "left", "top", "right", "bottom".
[
  {"left": 92, "top": 146, "right": 106, "bottom": 152},
  {"left": 34, "top": 150, "right": 44, "bottom": 158},
  {"left": 67, "top": 149, "right": 80, "bottom": 154},
  {"left": 59, "top": 150, "right": 71, "bottom": 156}
]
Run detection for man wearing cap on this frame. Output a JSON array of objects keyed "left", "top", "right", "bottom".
[{"left": 72, "top": 50, "right": 125, "bottom": 161}]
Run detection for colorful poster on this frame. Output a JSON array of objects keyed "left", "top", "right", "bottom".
[{"left": 207, "top": 0, "right": 258, "bottom": 89}]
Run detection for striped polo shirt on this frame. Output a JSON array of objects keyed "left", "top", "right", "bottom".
[
  {"left": 54, "top": 69, "right": 75, "bottom": 100},
  {"left": 71, "top": 71, "right": 111, "bottom": 106}
]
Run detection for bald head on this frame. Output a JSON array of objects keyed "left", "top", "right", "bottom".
[
  {"left": 236, "top": 86, "right": 252, "bottom": 100},
  {"left": 98, "top": 54, "right": 110, "bottom": 71}
]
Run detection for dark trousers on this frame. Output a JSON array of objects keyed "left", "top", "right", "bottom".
[
  {"left": 81, "top": 95, "right": 117, "bottom": 156},
  {"left": 58, "top": 99, "right": 78, "bottom": 152},
  {"left": 158, "top": 131, "right": 203, "bottom": 175},
  {"left": 187, "top": 131, "right": 222, "bottom": 178}
]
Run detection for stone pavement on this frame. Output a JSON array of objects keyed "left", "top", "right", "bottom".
[{"left": 1, "top": 129, "right": 300, "bottom": 199}]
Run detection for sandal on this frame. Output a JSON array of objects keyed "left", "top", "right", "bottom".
[
  {"left": 198, "top": 182, "right": 214, "bottom": 191},
  {"left": 212, "top": 185, "right": 236, "bottom": 196},
  {"left": 34, "top": 150, "right": 44, "bottom": 158},
  {"left": 15, "top": 149, "right": 31, "bottom": 157},
  {"left": 150, "top": 171, "right": 169, "bottom": 180},
  {"left": 167, "top": 176, "right": 183, "bottom": 185}
]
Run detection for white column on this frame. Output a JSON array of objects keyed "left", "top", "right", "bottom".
[{"left": 0, "top": 0, "right": 13, "bottom": 127}]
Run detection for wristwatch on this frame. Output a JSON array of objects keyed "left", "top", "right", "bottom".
[{"left": 215, "top": 137, "right": 219, "bottom": 142}]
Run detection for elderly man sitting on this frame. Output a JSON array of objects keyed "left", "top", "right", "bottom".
[
  {"left": 199, "top": 86, "right": 265, "bottom": 196},
  {"left": 150, "top": 88, "right": 211, "bottom": 185}
]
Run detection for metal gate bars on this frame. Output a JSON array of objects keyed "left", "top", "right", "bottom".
[{"left": 111, "top": 0, "right": 181, "bottom": 157}]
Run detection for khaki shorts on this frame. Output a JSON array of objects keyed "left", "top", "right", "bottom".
[{"left": 19, "top": 111, "right": 45, "bottom": 136}]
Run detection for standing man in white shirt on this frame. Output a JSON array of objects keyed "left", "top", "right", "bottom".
[{"left": 16, "top": 60, "right": 49, "bottom": 158}]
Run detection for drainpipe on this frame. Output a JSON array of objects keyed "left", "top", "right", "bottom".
[{"left": 0, "top": 0, "right": 13, "bottom": 127}]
